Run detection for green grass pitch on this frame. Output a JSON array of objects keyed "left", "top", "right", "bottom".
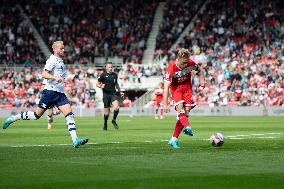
[{"left": 0, "top": 116, "right": 284, "bottom": 189}]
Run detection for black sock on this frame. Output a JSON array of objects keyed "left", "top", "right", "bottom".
[
  {"left": 104, "top": 114, "right": 109, "bottom": 125},
  {"left": 113, "top": 110, "right": 119, "bottom": 120}
]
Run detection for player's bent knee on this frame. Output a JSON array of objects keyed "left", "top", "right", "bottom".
[
  {"left": 34, "top": 112, "right": 41, "bottom": 120},
  {"left": 65, "top": 112, "right": 76, "bottom": 131},
  {"left": 65, "top": 112, "right": 75, "bottom": 123},
  {"left": 65, "top": 112, "right": 74, "bottom": 118}
]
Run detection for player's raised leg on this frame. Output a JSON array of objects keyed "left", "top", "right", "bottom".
[
  {"left": 58, "top": 103, "right": 88, "bottom": 147},
  {"left": 168, "top": 120, "right": 183, "bottom": 149},
  {"left": 168, "top": 102, "right": 192, "bottom": 149},
  {"left": 183, "top": 105, "right": 194, "bottom": 135},
  {"left": 3, "top": 108, "right": 45, "bottom": 129},
  {"left": 182, "top": 91, "right": 196, "bottom": 136}
]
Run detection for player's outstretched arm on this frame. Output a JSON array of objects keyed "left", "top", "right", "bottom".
[{"left": 42, "top": 70, "right": 64, "bottom": 83}]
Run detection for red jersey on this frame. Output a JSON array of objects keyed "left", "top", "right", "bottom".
[
  {"left": 164, "top": 59, "right": 197, "bottom": 90},
  {"left": 123, "top": 99, "right": 132, "bottom": 107},
  {"left": 154, "top": 88, "right": 163, "bottom": 104}
]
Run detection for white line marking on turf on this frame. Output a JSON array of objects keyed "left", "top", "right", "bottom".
[
  {"left": 108, "top": 142, "right": 122, "bottom": 144},
  {"left": 226, "top": 132, "right": 282, "bottom": 138},
  {"left": 256, "top": 136, "right": 279, "bottom": 139},
  {"left": 227, "top": 134, "right": 248, "bottom": 137},
  {"left": 7, "top": 133, "right": 282, "bottom": 148}
]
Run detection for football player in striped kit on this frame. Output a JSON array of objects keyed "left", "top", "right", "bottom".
[{"left": 3, "top": 41, "right": 88, "bottom": 147}]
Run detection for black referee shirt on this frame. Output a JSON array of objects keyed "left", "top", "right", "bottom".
[{"left": 98, "top": 72, "right": 118, "bottom": 94}]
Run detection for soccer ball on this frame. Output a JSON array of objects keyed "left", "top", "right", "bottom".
[{"left": 210, "top": 132, "right": 224, "bottom": 147}]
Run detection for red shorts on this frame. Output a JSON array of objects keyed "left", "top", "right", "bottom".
[
  {"left": 156, "top": 96, "right": 163, "bottom": 106},
  {"left": 171, "top": 86, "right": 196, "bottom": 108}
]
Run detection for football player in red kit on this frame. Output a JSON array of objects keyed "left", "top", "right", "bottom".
[
  {"left": 153, "top": 82, "right": 164, "bottom": 119},
  {"left": 163, "top": 48, "right": 205, "bottom": 148}
]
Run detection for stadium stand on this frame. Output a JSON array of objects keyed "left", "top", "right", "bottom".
[
  {"left": 158, "top": 0, "right": 284, "bottom": 107},
  {"left": 0, "top": 0, "right": 283, "bottom": 109},
  {"left": 154, "top": 0, "right": 205, "bottom": 59},
  {"left": 0, "top": 64, "right": 164, "bottom": 109},
  {"left": 0, "top": 2, "right": 45, "bottom": 66},
  {"left": 22, "top": 0, "right": 158, "bottom": 64}
]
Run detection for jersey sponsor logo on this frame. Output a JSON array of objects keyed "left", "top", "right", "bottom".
[
  {"left": 165, "top": 72, "right": 170, "bottom": 81},
  {"left": 41, "top": 103, "right": 47, "bottom": 109},
  {"left": 172, "top": 66, "right": 196, "bottom": 78}
]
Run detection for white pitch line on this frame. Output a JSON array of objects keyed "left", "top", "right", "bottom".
[
  {"left": 227, "top": 134, "right": 248, "bottom": 137},
  {"left": 256, "top": 136, "right": 279, "bottom": 139},
  {"left": 6, "top": 133, "right": 283, "bottom": 148},
  {"left": 107, "top": 141, "right": 122, "bottom": 144},
  {"left": 250, "top": 134, "right": 266, "bottom": 136},
  {"left": 226, "top": 133, "right": 282, "bottom": 138}
]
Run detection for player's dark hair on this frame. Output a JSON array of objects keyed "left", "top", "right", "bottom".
[{"left": 105, "top": 62, "right": 113, "bottom": 66}]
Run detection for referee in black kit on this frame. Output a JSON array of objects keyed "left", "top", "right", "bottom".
[{"left": 96, "top": 62, "right": 124, "bottom": 130}]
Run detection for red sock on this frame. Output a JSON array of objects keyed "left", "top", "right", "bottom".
[
  {"left": 160, "top": 108, "right": 163, "bottom": 116},
  {"left": 178, "top": 112, "right": 189, "bottom": 128},
  {"left": 172, "top": 120, "right": 183, "bottom": 138}
]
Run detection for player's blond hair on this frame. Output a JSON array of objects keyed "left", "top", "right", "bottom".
[
  {"left": 52, "top": 41, "right": 64, "bottom": 49},
  {"left": 177, "top": 48, "right": 190, "bottom": 61}
]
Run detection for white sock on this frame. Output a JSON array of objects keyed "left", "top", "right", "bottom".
[
  {"left": 14, "top": 111, "right": 39, "bottom": 121},
  {"left": 185, "top": 126, "right": 190, "bottom": 129},
  {"left": 66, "top": 113, "right": 78, "bottom": 143},
  {"left": 47, "top": 115, "right": 53, "bottom": 124},
  {"left": 171, "top": 137, "right": 177, "bottom": 141},
  {"left": 12, "top": 114, "right": 21, "bottom": 121}
]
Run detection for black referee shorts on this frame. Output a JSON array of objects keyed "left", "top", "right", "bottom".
[{"left": 103, "top": 93, "right": 119, "bottom": 108}]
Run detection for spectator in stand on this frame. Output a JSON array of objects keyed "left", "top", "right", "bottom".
[
  {"left": 0, "top": 2, "right": 45, "bottom": 66},
  {"left": 165, "top": 0, "right": 284, "bottom": 107},
  {"left": 22, "top": 0, "right": 158, "bottom": 64}
]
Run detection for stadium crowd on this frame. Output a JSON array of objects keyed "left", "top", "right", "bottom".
[
  {"left": 0, "top": 67, "right": 96, "bottom": 109},
  {"left": 22, "top": 0, "right": 158, "bottom": 64},
  {"left": 155, "top": 0, "right": 204, "bottom": 54},
  {"left": 0, "top": 2, "right": 45, "bottom": 66},
  {"left": 157, "top": 0, "right": 284, "bottom": 107},
  {"left": 0, "top": 0, "right": 283, "bottom": 109},
  {"left": 0, "top": 64, "right": 164, "bottom": 109}
]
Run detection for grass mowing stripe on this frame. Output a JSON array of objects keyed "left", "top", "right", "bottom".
[
  {"left": 7, "top": 136, "right": 283, "bottom": 148},
  {"left": 1, "top": 116, "right": 284, "bottom": 189}
]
